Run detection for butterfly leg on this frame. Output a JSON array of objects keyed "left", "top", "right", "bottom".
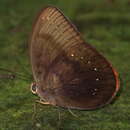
[
  {"left": 36, "top": 99, "right": 50, "bottom": 105},
  {"left": 68, "top": 108, "right": 78, "bottom": 118}
]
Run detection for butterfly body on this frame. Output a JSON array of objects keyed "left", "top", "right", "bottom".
[{"left": 30, "top": 6, "right": 119, "bottom": 110}]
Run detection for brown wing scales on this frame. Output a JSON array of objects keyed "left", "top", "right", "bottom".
[{"left": 30, "top": 6, "right": 119, "bottom": 110}]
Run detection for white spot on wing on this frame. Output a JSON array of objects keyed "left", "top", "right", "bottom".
[
  {"left": 88, "top": 61, "right": 91, "bottom": 64},
  {"left": 71, "top": 54, "right": 74, "bottom": 57},
  {"left": 94, "top": 68, "right": 97, "bottom": 71},
  {"left": 92, "top": 92, "right": 96, "bottom": 95},
  {"left": 96, "top": 78, "right": 99, "bottom": 81},
  {"left": 94, "top": 88, "right": 98, "bottom": 91},
  {"left": 81, "top": 57, "right": 84, "bottom": 59}
]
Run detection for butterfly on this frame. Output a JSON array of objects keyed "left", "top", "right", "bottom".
[{"left": 29, "top": 6, "right": 120, "bottom": 110}]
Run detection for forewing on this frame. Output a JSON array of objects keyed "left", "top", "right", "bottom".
[{"left": 30, "top": 7, "right": 83, "bottom": 82}]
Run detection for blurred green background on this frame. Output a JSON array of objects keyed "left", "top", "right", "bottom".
[{"left": 0, "top": 0, "right": 130, "bottom": 130}]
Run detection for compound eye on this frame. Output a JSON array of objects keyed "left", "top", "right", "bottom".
[{"left": 31, "top": 82, "right": 37, "bottom": 94}]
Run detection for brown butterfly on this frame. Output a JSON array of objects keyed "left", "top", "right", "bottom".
[{"left": 29, "top": 6, "right": 120, "bottom": 110}]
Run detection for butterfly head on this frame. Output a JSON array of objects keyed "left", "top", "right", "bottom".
[
  {"left": 30, "top": 82, "right": 38, "bottom": 94},
  {"left": 30, "top": 82, "right": 57, "bottom": 106}
]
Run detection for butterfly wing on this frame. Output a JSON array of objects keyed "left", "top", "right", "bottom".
[
  {"left": 30, "top": 6, "right": 119, "bottom": 110},
  {"left": 30, "top": 7, "right": 83, "bottom": 82}
]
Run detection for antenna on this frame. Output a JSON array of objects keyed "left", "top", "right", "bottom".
[
  {"left": 0, "top": 67, "right": 32, "bottom": 81},
  {"left": 0, "top": 73, "right": 15, "bottom": 79}
]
